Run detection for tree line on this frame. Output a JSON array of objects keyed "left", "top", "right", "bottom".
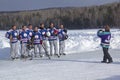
[{"left": 0, "top": 2, "right": 120, "bottom": 30}]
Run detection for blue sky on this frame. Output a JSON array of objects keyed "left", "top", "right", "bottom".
[{"left": 0, "top": 0, "right": 119, "bottom": 11}]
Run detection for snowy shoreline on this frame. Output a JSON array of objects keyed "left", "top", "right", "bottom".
[{"left": 1, "top": 29, "right": 120, "bottom": 53}]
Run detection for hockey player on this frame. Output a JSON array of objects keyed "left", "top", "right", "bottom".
[
  {"left": 5, "top": 25, "right": 19, "bottom": 60},
  {"left": 39, "top": 23, "right": 51, "bottom": 58},
  {"left": 47, "top": 22, "right": 60, "bottom": 57},
  {"left": 26, "top": 24, "right": 34, "bottom": 57},
  {"left": 97, "top": 25, "right": 113, "bottom": 63},
  {"left": 19, "top": 25, "right": 30, "bottom": 59},
  {"left": 58, "top": 24, "right": 68, "bottom": 55},
  {"left": 26, "top": 24, "right": 34, "bottom": 38},
  {"left": 32, "top": 26, "right": 42, "bottom": 57}
]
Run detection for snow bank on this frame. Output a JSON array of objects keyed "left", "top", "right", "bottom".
[
  {"left": 0, "top": 31, "right": 10, "bottom": 48},
  {"left": 1, "top": 29, "right": 120, "bottom": 54},
  {"left": 66, "top": 29, "right": 120, "bottom": 53}
]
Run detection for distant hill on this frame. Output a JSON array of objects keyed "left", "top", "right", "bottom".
[{"left": 0, "top": 2, "right": 120, "bottom": 30}]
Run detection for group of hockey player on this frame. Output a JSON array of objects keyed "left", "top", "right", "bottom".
[
  {"left": 5, "top": 21, "right": 113, "bottom": 63},
  {"left": 5, "top": 22, "right": 68, "bottom": 60}
]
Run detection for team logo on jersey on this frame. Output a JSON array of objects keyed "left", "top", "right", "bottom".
[
  {"left": 42, "top": 32, "right": 45, "bottom": 35},
  {"left": 14, "top": 32, "right": 17, "bottom": 36},
  {"left": 23, "top": 33, "right": 27, "bottom": 37},
  {"left": 29, "top": 32, "right": 32, "bottom": 36},
  {"left": 51, "top": 30, "right": 54, "bottom": 33},
  {"left": 35, "top": 35, "right": 39, "bottom": 38},
  {"left": 46, "top": 32, "right": 51, "bottom": 37}
]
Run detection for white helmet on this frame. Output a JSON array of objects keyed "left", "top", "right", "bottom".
[{"left": 46, "top": 32, "right": 51, "bottom": 37}]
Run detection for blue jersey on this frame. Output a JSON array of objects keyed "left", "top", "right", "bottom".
[
  {"left": 47, "top": 27, "right": 58, "bottom": 41},
  {"left": 5, "top": 29, "right": 18, "bottom": 43},
  {"left": 10, "top": 30, "right": 19, "bottom": 43},
  {"left": 26, "top": 29, "right": 34, "bottom": 38},
  {"left": 97, "top": 30, "right": 111, "bottom": 48},
  {"left": 39, "top": 28, "right": 47, "bottom": 40},
  {"left": 5, "top": 29, "right": 12, "bottom": 39},
  {"left": 19, "top": 30, "right": 30, "bottom": 43},
  {"left": 58, "top": 29, "right": 67, "bottom": 41},
  {"left": 33, "top": 32, "right": 42, "bottom": 44}
]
